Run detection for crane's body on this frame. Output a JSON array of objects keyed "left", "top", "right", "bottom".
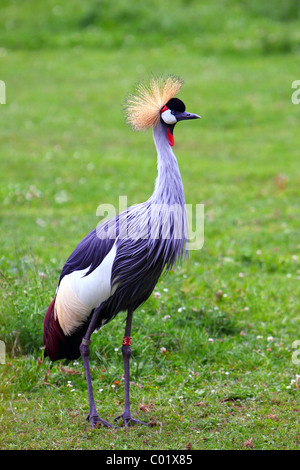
[{"left": 43, "top": 76, "right": 200, "bottom": 428}]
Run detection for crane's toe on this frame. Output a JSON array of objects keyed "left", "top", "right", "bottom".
[
  {"left": 114, "top": 413, "right": 152, "bottom": 427},
  {"left": 87, "top": 413, "right": 115, "bottom": 429}
]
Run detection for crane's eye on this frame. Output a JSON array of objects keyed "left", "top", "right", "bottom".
[{"left": 161, "top": 108, "right": 177, "bottom": 125}]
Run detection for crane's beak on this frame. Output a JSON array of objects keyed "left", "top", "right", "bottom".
[{"left": 176, "top": 111, "right": 201, "bottom": 122}]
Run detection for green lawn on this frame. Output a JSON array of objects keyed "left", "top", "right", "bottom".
[{"left": 0, "top": 0, "right": 300, "bottom": 450}]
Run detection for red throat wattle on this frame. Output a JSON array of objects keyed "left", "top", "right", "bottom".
[{"left": 167, "top": 128, "right": 174, "bottom": 147}]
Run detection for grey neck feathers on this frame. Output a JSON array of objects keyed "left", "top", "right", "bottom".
[{"left": 151, "top": 122, "right": 185, "bottom": 207}]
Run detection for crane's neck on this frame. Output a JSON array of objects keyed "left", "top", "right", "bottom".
[{"left": 151, "top": 122, "right": 185, "bottom": 206}]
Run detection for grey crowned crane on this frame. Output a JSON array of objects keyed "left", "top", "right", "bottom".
[{"left": 43, "top": 75, "right": 200, "bottom": 428}]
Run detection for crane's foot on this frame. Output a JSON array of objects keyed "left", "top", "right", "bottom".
[
  {"left": 87, "top": 413, "right": 115, "bottom": 429},
  {"left": 114, "top": 413, "right": 152, "bottom": 427}
]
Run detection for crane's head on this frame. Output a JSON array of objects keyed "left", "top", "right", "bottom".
[
  {"left": 160, "top": 97, "right": 200, "bottom": 146},
  {"left": 160, "top": 97, "right": 200, "bottom": 126},
  {"left": 125, "top": 75, "right": 200, "bottom": 146}
]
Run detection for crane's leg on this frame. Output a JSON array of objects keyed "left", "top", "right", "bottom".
[
  {"left": 114, "top": 309, "right": 149, "bottom": 427},
  {"left": 80, "top": 310, "right": 114, "bottom": 428}
]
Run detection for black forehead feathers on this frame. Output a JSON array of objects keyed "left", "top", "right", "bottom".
[{"left": 166, "top": 98, "right": 186, "bottom": 112}]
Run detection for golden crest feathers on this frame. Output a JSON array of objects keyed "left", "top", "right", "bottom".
[{"left": 125, "top": 75, "right": 184, "bottom": 131}]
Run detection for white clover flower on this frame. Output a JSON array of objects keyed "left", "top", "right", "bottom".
[{"left": 163, "top": 315, "right": 171, "bottom": 321}]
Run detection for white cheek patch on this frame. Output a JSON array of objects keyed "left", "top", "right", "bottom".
[{"left": 161, "top": 109, "right": 177, "bottom": 125}]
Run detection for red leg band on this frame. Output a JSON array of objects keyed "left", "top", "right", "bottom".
[{"left": 122, "top": 336, "right": 132, "bottom": 346}]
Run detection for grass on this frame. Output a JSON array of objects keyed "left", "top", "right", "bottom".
[{"left": 0, "top": 0, "right": 300, "bottom": 450}]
